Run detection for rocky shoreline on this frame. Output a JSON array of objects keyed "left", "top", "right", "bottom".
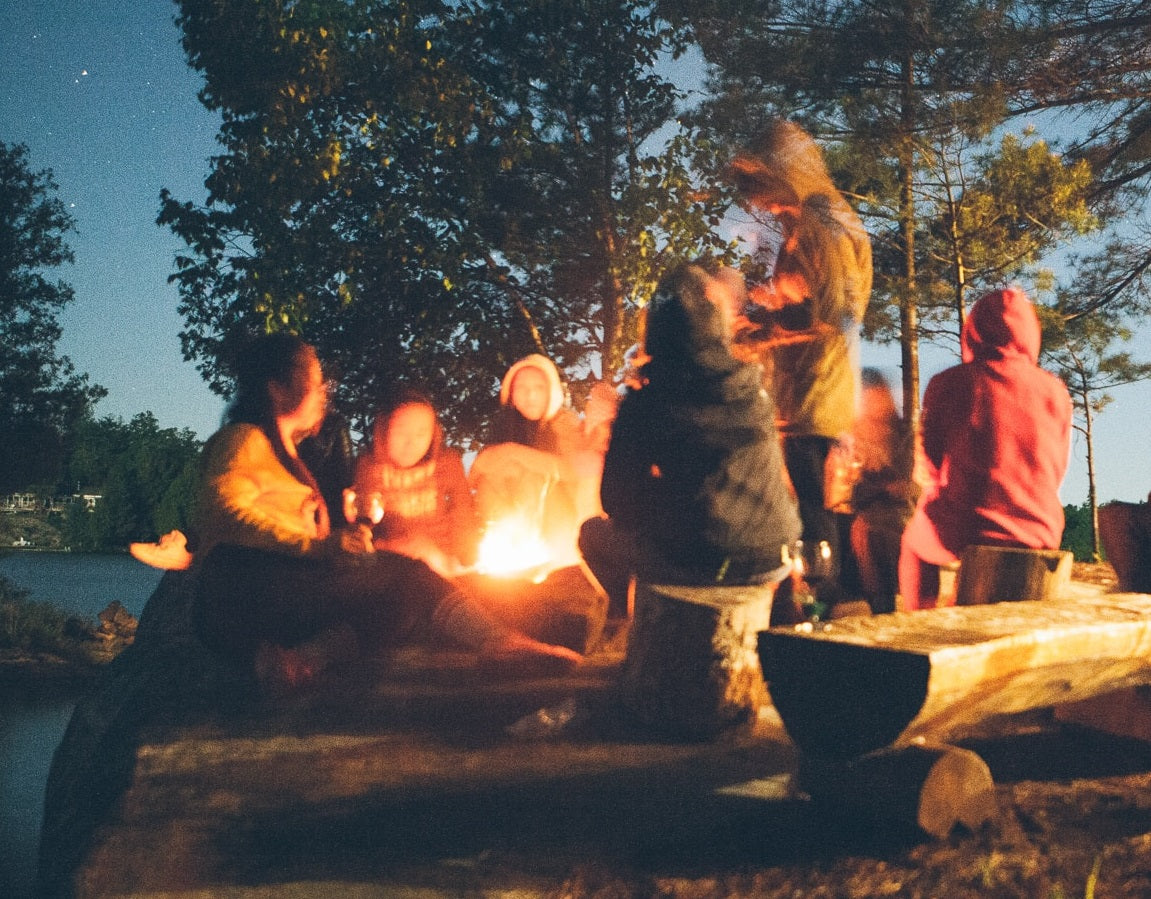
[{"left": 0, "top": 599, "right": 138, "bottom": 697}]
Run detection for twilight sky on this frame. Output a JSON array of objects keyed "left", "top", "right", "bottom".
[
  {"left": 2, "top": 0, "right": 225, "bottom": 440},
  {"left": 2, "top": 0, "right": 1149, "bottom": 504}
]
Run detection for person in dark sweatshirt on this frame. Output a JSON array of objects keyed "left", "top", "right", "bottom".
[{"left": 579, "top": 262, "right": 801, "bottom": 616}]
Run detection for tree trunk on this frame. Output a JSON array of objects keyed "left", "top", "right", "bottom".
[
  {"left": 1081, "top": 382, "right": 1101, "bottom": 561},
  {"left": 899, "top": 42, "right": 921, "bottom": 431}
]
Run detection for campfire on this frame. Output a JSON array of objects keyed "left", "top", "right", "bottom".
[
  {"left": 464, "top": 512, "right": 604, "bottom": 654},
  {"left": 474, "top": 514, "right": 563, "bottom": 584}
]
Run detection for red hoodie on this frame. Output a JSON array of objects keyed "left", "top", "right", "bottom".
[{"left": 903, "top": 287, "right": 1072, "bottom": 561}]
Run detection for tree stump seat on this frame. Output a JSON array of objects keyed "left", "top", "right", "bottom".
[
  {"left": 952, "top": 544, "right": 1073, "bottom": 605},
  {"left": 617, "top": 580, "right": 779, "bottom": 740},
  {"left": 758, "top": 593, "right": 1151, "bottom": 837}
]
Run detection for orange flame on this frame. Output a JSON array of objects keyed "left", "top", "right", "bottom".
[{"left": 474, "top": 515, "right": 554, "bottom": 583}]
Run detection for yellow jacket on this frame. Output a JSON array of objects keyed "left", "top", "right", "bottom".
[{"left": 195, "top": 423, "right": 328, "bottom": 557}]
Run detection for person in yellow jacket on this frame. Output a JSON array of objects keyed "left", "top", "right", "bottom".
[{"left": 730, "top": 119, "right": 872, "bottom": 606}]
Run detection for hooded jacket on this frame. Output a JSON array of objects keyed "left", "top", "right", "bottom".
[
  {"left": 601, "top": 264, "right": 801, "bottom": 581},
  {"left": 903, "top": 287, "right": 1072, "bottom": 559},
  {"left": 490, "top": 354, "right": 582, "bottom": 453}
]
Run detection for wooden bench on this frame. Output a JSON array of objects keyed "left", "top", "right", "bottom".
[{"left": 757, "top": 592, "right": 1151, "bottom": 836}]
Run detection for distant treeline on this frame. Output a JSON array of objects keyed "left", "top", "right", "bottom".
[
  {"left": 9, "top": 412, "right": 201, "bottom": 552},
  {"left": 1061, "top": 503, "right": 1105, "bottom": 563}
]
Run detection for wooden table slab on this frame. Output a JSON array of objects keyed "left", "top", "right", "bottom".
[{"left": 758, "top": 592, "right": 1151, "bottom": 759}]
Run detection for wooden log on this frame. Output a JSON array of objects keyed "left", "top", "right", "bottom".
[
  {"left": 758, "top": 593, "right": 1151, "bottom": 759},
  {"left": 953, "top": 545, "right": 1073, "bottom": 606},
  {"left": 1098, "top": 501, "right": 1151, "bottom": 593},
  {"left": 618, "top": 581, "right": 777, "bottom": 740},
  {"left": 800, "top": 743, "right": 998, "bottom": 839}
]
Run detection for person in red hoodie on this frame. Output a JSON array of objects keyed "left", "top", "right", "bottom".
[{"left": 898, "top": 286, "right": 1072, "bottom": 609}]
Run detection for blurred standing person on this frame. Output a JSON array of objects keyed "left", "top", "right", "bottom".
[
  {"left": 730, "top": 119, "right": 872, "bottom": 605},
  {"left": 848, "top": 368, "right": 918, "bottom": 613},
  {"left": 898, "top": 287, "right": 1072, "bottom": 609}
]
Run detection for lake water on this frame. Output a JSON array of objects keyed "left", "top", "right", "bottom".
[
  {"left": 0, "top": 552, "right": 163, "bottom": 620},
  {"left": 0, "top": 552, "right": 163, "bottom": 899}
]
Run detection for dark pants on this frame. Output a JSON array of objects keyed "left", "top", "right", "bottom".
[
  {"left": 850, "top": 510, "right": 904, "bottom": 614},
  {"left": 578, "top": 517, "right": 638, "bottom": 618},
  {"left": 782, "top": 435, "right": 841, "bottom": 595},
  {"left": 194, "top": 544, "right": 464, "bottom": 662}
]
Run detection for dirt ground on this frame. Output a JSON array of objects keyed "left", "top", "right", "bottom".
[
  {"left": 563, "top": 561, "right": 1151, "bottom": 897},
  {"left": 555, "top": 721, "right": 1151, "bottom": 899},
  {"left": 1071, "top": 561, "right": 1120, "bottom": 590},
  {"left": 59, "top": 562, "right": 1151, "bottom": 898},
  {"left": 547, "top": 562, "right": 1151, "bottom": 899}
]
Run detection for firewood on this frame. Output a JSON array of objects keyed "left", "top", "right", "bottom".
[
  {"left": 800, "top": 743, "right": 997, "bottom": 839},
  {"left": 1098, "top": 501, "right": 1151, "bottom": 593},
  {"left": 953, "top": 545, "right": 1073, "bottom": 605}
]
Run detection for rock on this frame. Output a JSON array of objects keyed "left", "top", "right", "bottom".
[
  {"left": 36, "top": 570, "right": 242, "bottom": 898},
  {"left": 800, "top": 743, "right": 998, "bottom": 839},
  {"left": 96, "top": 600, "right": 138, "bottom": 641}
]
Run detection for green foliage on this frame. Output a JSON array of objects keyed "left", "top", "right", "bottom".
[
  {"left": 63, "top": 501, "right": 101, "bottom": 553},
  {"left": 0, "top": 574, "right": 28, "bottom": 604},
  {"left": 672, "top": 0, "right": 1125, "bottom": 421},
  {"left": 1042, "top": 292, "right": 1151, "bottom": 443},
  {"left": 152, "top": 0, "right": 1151, "bottom": 453},
  {"left": 1060, "top": 503, "right": 1099, "bottom": 563},
  {"left": 161, "top": 0, "right": 733, "bottom": 440},
  {"left": 0, "top": 575, "right": 88, "bottom": 660},
  {"left": 915, "top": 131, "right": 1098, "bottom": 339},
  {"left": 58, "top": 412, "right": 202, "bottom": 550},
  {"left": 0, "top": 143, "right": 105, "bottom": 493}
]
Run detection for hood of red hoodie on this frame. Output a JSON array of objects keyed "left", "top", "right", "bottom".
[{"left": 961, "top": 287, "right": 1041, "bottom": 365}]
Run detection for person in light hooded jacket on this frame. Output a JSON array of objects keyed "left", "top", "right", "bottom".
[
  {"left": 470, "top": 354, "right": 610, "bottom": 566},
  {"left": 898, "top": 286, "right": 1072, "bottom": 609}
]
